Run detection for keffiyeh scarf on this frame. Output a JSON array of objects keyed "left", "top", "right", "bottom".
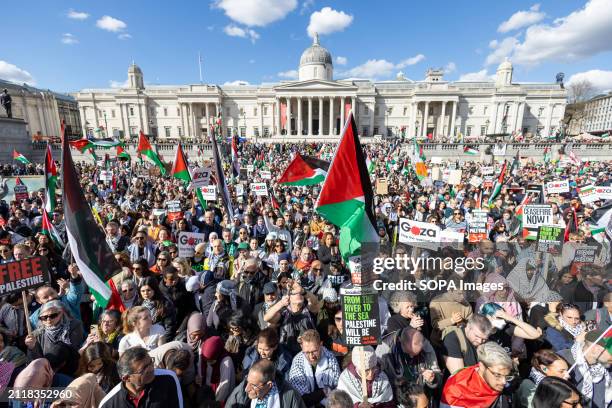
[
  {"left": 571, "top": 341, "right": 612, "bottom": 406},
  {"left": 141, "top": 299, "right": 158, "bottom": 322},
  {"left": 287, "top": 346, "right": 340, "bottom": 395},
  {"left": 558, "top": 317, "right": 584, "bottom": 338},
  {"left": 337, "top": 363, "right": 394, "bottom": 404},
  {"left": 251, "top": 382, "right": 280, "bottom": 408},
  {"left": 43, "top": 317, "right": 72, "bottom": 345},
  {"left": 528, "top": 367, "right": 546, "bottom": 386}
]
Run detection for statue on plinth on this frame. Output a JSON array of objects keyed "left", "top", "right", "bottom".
[{"left": 0, "top": 89, "right": 12, "bottom": 118}]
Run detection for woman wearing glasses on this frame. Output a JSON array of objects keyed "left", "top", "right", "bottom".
[
  {"left": 24, "top": 300, "right": 85, "bottom": 377},
  {"left": 546, "top": 303, "right": 585, "bottom": 351},
  {"left": 532, "top": 377, "right": 583, "bottom": 408}
]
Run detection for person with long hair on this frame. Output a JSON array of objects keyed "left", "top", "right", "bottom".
[
  {"left": 546, "top": 303, "right": 585, "bottom": 351},
  {"left": 514, "top": 349, "right": 570, "bottom": 408},
  {"left": 134, "top": 276, "right": 177, "bottom": 343},
  {"left": 118, "top": 306, "right": 165, "bottom": 356},
  {"left": 81, "top": 309, "right": 124, "bottom": 352},
  {"left": 532, "top": 376, "right": 582, "bottom": 408},
  {"left": 78, "top": 342, "right": 121, "bottom": 393}
]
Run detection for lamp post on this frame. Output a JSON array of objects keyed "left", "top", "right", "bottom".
[{"left": 415, "top": 120, "right": 419, "bottom": 141}]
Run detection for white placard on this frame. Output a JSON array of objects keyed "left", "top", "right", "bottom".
[
  {"left": 448, "top": 169, "right": 462, "bottom": 185},
  {"left": 398, "top": 218, "right": 442, "bottom": 244},
  {"left": 200, "top": 185, "right": 217, "bottom": 201},
  {"left": 247, "top": 165, "right": 254, "bottom": 172},
  {"left": 430, "top": 157, "right": 443, "bottom": 164},
  {"left": 545, "top": 180, "right": 570, "bottom": 194},
  {"left": 100, "top": 170, "right": 113, "bottom": 182},
  {"left": 492, "top": 143, "right": 507, "bottom": 156},
  {"left": 166, "top": 200, "right": 181, "bottom": 213},
  {"left": 260, "top": 170, "right": 272, "bottom": 180},
  {"left": 481, "top": 166, "right": 494, "bottom": 175},
  {"left": 523, "top": 205, "right": 553, "bottom": 228},
  {"left": 235, "top": 184, "right": 244, "bottom": 196},
  {"left": 469, "top": 176, "right": 483, "bottom": 188},
  {"left": 191, "top": 166, "right": 212, "bottom": 188},
  {"left": 250, "top": 182, "right": 268, "bottom": 196},
  {"left": 578, "top": 185, "right": 598, "bottom": 204},
  {"left": 595, "top": 186, "right": 612, "bottom": 200},
  {"left": 178, "top": 232, "right": 207, "bottom": 258},
  {"left": 431, "top": 167, "right": 441, "bottom": 181},
  {"left": 152, "top": 208, "right": 166, "bottom": 217}
]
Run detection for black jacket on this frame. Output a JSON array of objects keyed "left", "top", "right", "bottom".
[
  {"left": 99, "top": 369, "right": 183, "bottom": 408},
  {"left": 27, "top": 318, "right": 84, "bottom": 376},
  {"left": 226, "top": 375, "right": 306, "bottom": 408}
]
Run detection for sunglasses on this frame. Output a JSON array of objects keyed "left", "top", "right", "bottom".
[
  {"left": 158, "top": 258, "right": 168, "bottom": 261},
  {"left": 39, "top": 312, "right": 60, "bottom": 321},
  {"left": 122, "top": 288, "right": 134, "bottom": 293},
  {"left": 135, "top": 236, "right": 145, "bottom": 240}
]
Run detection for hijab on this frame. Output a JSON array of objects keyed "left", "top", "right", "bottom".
[
  {"left": 187, "top": 313, "right": 206, "bottom": 350},
  {"left": 50, "top": 373, "right": 106, "bottom": 408}
]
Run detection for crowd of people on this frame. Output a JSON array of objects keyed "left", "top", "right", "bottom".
[{"left": 0, "top": 139, "right": 608, "bottom": 408}]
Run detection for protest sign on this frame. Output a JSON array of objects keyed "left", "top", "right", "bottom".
[
  {"left": 448, "top": 170, "right": 462, "bottom": 185},
  {"left": 469, "top": 176, "right": 483, "bottom": 188},
  {"left": 442, "top": 169, "right": 451, "bottom": 182},
  {"left": 235, "top": 184, "right": 244, "bottom": 197},
  {"left": 439, "top": 229, "right": 464, "bottom": 250},
  {"left": 578, "top": 185, "right": 598, "bottom": 204},
  {"left": 178, "top": 232, "right": 207, "bottom": 258},
  {"left": 468, "top": 210, "right": 488, "bottom": 243},
  {"left": 260, "top": 170, "right": 272, "bottom": 180},
  {"left": 340, "top": 285, "right": 380, "bottom": 346},
  {"left": 246, "top": 164, "right": 254, "bottom": 173},
  {"left": 250, "top": 183, "right": 268, "bottom": 196},
  {"left": 191, "top": 166, "right": 212, "bottom": 188},
  {"left": 13, "top": 184, "right": 28, "bottom": 201},
  {"left": 431, "top": 167, "right": 441, "bottom": 181},
  {"left": 492, "top": 143, "right": 507, "bottom": 156},
  {"left": 376, "top": 178, "right": 388, "bottom": 195},
  {"left": 574, "top": 245, "right": 598, "bottom": 263},
  {"left": 430, "top": 157, "right": 443, "bottom": 164},
  {"left": 0, "top": 256, "right": 49, "bottom": 296},
  {"left": 537, "top": 225, "right": 564, "bottom": 254},
  {"left": 398, "top": 219, "right": 441, "bottom": 250},
  {"left": 526, "top": 184, "right": 544, "bottom": 204},
  {"left": 483, "top": 176, "right": 494, "bottom": 188},
  {"left": 99, "top": 170, "right": 113, "bottom": 182},
  {"left": 481, "top": 166, "right": 494, "bottom": 175},
  {"left": 166, "top": 200, "right": 183, "bottom": 222},
  {"left": 152, "top": 208, "right": 166, "bottom": 217},
  {"left": 523, "top": 205, "right": 553, "bottom": 240},
  {"left": 595, "top": 186, "right": 612, "bottom": 200},
  {"left": 545, "top": 180, "right": 570, "bottom": 194},
  {"left": 200, "top": 185, "right": 217, "bottom": 201}
]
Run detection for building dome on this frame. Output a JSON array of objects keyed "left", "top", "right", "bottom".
[
  {"left": 497, "top": 57, "right": 512, "bottom": 71},
  {"left": 496, "top": 57, "right": 513, "bottom": 87},
  {"left": 128, "top": 62, "right": 142, "bottom": 74},
  {"left": 298, "top": 33, "right": 333, "bottom": 81}
]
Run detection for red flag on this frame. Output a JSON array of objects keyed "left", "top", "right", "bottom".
[
  {"left": 105, "top": 279, "right": 126, "bottom": 313},
  {"left": 441, "top": 365, "right": 500, "bottom": 408}
]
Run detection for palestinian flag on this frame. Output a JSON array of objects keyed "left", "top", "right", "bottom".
[
  {"left": 68, "top": 139, "right": 94, "bottom": 153},
  {"left": 366, "top": 156, "right": 375, "bottom": 174},
  {"left": 463, "top": 146, "right": 479, "bottom": 155},
  {"left": 589, "top": 201, "right": 612, "bottom": 240},
  {"left": 210, "top": 127, "right": 234, "bottom": 219},
  {"left": 44, "top": 143, "right": 58, "bottom": 213},
  {"left": 441, "top": 365, "right": 501, "bottom": 408},
  {"left": 604, "top": 325, "right": 612, "bottom": 354},
  {"left": 315, "top": 112, "right": 378, "bottom": 260},
  {"left": 543, "top": 146, "right": 551, "bottom": 164},
  {"left": 41, "top": 209, "right": 64, "bottom": 249},
  {"left": 231, "top": 135, "right": 240, "bottom": 179},
  {"left": 12, "top": 150, "right": 30, "bottom": 165},
  {"left": 488, "top": 161, "right": 507, "bottom": 205},
  {"left": 137, "top": 131, "right": 166, "bottom": 175},
  {"left": 117, "top": 145, "right": 130, "bottom": 161},
  {"left": 171, "top": 143, "right": 191, "bottom": 183},
  {"left": 61, "top": 124, "right": 124, "bottom": 310},
  {"left": 413, "top": 138, "right": 427, "bottom": 180},
  {"left": 278, "top": 153, "right": 329, "bottom": 186}
]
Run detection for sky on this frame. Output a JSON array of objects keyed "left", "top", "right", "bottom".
[{"left": 2, "top": 0, "right": 612, "bottom": 94}]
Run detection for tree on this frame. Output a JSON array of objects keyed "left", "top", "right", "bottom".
[{"left": 567, "top": 79, "right": 595, "bottom": 103}]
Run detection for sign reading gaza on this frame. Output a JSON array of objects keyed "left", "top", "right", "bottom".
[
  {"left": 340, "top": 285, "right": 380, "bottom": 346},
  {"left": 0, "top": 256, "right": 49, "bottom": 296}
]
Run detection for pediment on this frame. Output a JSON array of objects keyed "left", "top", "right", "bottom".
[{"left": 275, "top": 79, "right": 357, "bottom": 91}]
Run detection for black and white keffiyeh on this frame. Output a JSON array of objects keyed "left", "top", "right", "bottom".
[
  {"left": 287, "top": 346, "right": 340, "bottom": 395},
  {"left": 571, "top": 341, "right": 612, "bottom": 406}
]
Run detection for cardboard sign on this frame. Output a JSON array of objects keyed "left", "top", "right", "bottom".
[
  {"left": 0, "top": 256, "right": 49, "bottom": 296},
  {"left": 191, "top": 166, "right": 213, "bottom": 188},
  {"left": 13, "top": 185, "right": 28, "bottom": 201},
  {"left": 166, "top": 200, "right": 183, "bottom": 222},
  {"left": 537, "top": 225, "right": 564, "bottom": 254},
  {"left": 469, "top": 176, "right": 483, "bottom": 188},
  {"left": 250, "top": 183, "right": 268, "bottom": 196},
  {"left": 246, "top": 165, "right": 254, "bottom": 173},
  {"left": 152, "top": 209, "right": 166, "bottom": 217},
  {"left": 177, "top": 232, "right": 207, "bottom": 258},
  {"left": 481, "top": 166, "right": 495, "bottom": 175},
  {"left": 398, "top": 219, "right": 441, "bottom": 248},
  {"left": 376, "top": 178, "right": 388, "bottom": 195},
  {"left": 523, "top": 205, "right": 553, "bottom": 240},
  {"left": 448, "top": 170, "right": 462, "bottom": 185},
  {"left": 574, "top": 245, "right": 598, "bottom": 263},
  {"left": 468, "top": 210, "right": 489, "bottom": 243},
  {"left": 483, "top": 176, "right": 494, "bottom": 188},
  {"left": 235, "top": 184, "right": 244, "bottom": 197},
  {"left": 100, "top": 170, "right": 113, "bottom": 182},
  {"left": 200, "top": 185, "right": 217, "bottom": 201},
  {"left": 431, "top": 167, "right": 441, "bottom": 181},
  {"left": 341, "top": 285, "right": 380, "bottom": 346},
  {"left": 595, "top": 186, "right": 612, "bottom": 200},
  {"left": 578, "top": 185, "right": 598, "bottom": 204},
  {"left": 260, "top": 170, "right": 272, "bottom": 180},
  {"left": 546, "top": 180, "right": 570, "bottom": 194}
]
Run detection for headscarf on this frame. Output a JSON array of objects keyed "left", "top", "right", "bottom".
[
  {"left": 200, "top": 336, "right": 229, "bottom": 392},
  {"left": 14, "top": 358, "right": 54, "bottom": 407},
  {"left": 187, "top": 313, "right": 206, "bottom": 350},
  {"left": 476, "top": 273, "right": 521, "bottom": 318},
  {"left": 39, "top": 301, "right": 72, "bottom": 345},
  {"left": 51, "top": 373, "right": 106, "bottom": 408},
  {"left": 216, "top": 280, "right": 237, "bottom": 310}
]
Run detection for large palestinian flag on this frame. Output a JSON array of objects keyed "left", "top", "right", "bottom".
[
  {"left": 315, "top": 112, "right": 378, "bottom": 259},
  {"left": 441, "top": 365, "right": 501, "bottom": 408},
  {"left": 278, "top": 153, "right": 329, "bottom": 186},
  {"left": 137, "top": 131, "right": 166, "bottom": 175},
  {"left": 61, "top": 125, "right": 124, "bottom": 310},
  {"left": 44, "top": 143, "right": 58, "bottom": 213}
]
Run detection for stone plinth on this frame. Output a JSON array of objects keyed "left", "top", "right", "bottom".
[{"left": 0, "top": 117, "right": 31, "bottom": 163}]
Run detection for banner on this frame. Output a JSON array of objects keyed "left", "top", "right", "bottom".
[
  {"left": 340, "top": 285, "right": 380, "bottom": 346},
  {"left": 200, "top": 185, "right": 217, "bottom": 201},
  {"left": 0, "top": 256, "right": 49, "bottom": 296},
  {"left": 468, "top": 210, "right": 488, "bottom": 243},
  {"left": 578, "top": 185, "right": 598, "bottom": 204},
  {"left": 191, "top": 166, "right": 213, "bottom": 188},
  {"left": 250, "top": 182, "right": 268, "bottom": 196},
  {"left": 523, "top": 205, "right": 553, "bottom": 240},
  {"left": 595, "top": 186, "right": 612, "bottom": 200},
  {"left": 260, "top": 170, "right": 272, "bottom": 180},
  {"left": 537, "top": 225, "right": 564, "bottom": 254},
  {"left": 13, "top": 184, "right": 28, "bottom": 201},
  {"left": 492, "top": 143, "right": 507, "bottom": 156},
  {"left": 481, "top": 166, "right": 495, "bottom": 175},
  {"left": 178, "top": 232, "right": 207, "bottom": 258},
  {"left": 545, "top": 180, "right": 570, "bottom": 194},
  {"left": 166, "top": 200, "right": 183, "bottom": 222},
  {"left": 99, "top": 170, "right": 113, "bottom": 182}
]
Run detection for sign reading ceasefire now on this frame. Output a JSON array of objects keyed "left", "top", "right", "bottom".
[{"left": 0, "top": 256, "right": 49, "bottom": 296}]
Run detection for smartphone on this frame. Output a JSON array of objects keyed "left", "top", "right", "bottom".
[{"left": 585, "top": 320, "right": 597, "bottom": 332}]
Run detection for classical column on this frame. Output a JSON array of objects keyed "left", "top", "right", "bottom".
[
  {"left": 369, "top": 102, "right": 375, "bottom": 136},
  {"left": 307, "top": 97, "right": 313, "bottom": 136},
  {"left": 92, "top": 95, "right": 99, "bottom": 129},
  {"left": 449, "top": 101, "right": 457, "bottom": 137},
  {"left": 340, "top": 97, "right": 345, "bottom": 130},
  {"left": 329, "top": 97, "right": 334, "bottom": 136},
  {"left": 297, "top": 97, "right": 303, "bottom": 136},
  {"left": 287, "top": 97, "right": 292, "bottom": 136},
  {"left": 351, "top": 97, "right": 356, "bottom": 118},
  {"left": 544, "top": 104, "right": 554, "bottom": 137},
  {"left": 422, "top": 101, "right": 429, "bottom": 138},
  {"left": 142, "top": 98, "right": 149, "bottom": 134},
  {"left": 490, "top": 102, "right": 500, "bottom": 134},
  {"left": 318, "top": 98, "right": 323, "bottom": 136},
  {"left": 119, "top": 103, "right": 127, "bottom": 138},
  {"left": 190, "top": 103, "right": 196, "bottom": 138},
  {"left": 259, "top": 102, "right": 264, "bottom": 139},
  {"left": 38, "top": 99, "right": 48, "bottom": 136},
  {"left": 79, "top": 106, "right": 87, "bottom": 138},
  {"left": 275, "top": 97, "right": 280, "bottom": 136},
  {"left": 205, "top": 103, "right": 210, "bottom": 125},
  {"left": 516, "top": 103, "right": 525, "bottom": 134},
  {"left": 439, "top": 101, "right": 447, "bottom": 140},
  {"left": 409, "top": 102, "right": 416, "bottom": 138}
]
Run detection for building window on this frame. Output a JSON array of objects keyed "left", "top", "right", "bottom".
[
  {"left": 254, "top": 127, "right": 260, "bottom": 137},
  {"left": 523, "top": 127, "right": 529, "bottom": 134},
  {"left": 480, "top": 126, "right": 486, "bottom": 136},
  {"left": 129, "top": 127, "right": 137, "bottom": 136},
  {"left": 538, "top": 107, "right": 544, "bottom": 117},
  {"left": 164, "top": 127, "right": 171, "bottom": 137},
  {"left": 263, "top": 105, "right": 268, "bottom": 116},
  {"left": 239, "top": 107, "right": 245, "bottom": 116},
  {"left": 130, "top": 107, "right": 135, "bottom": 116},
  {"left": 387, "top": 127, "right": 393, "bottom": 137},
  {"left": 373, "top": 127, "right": 379, "bottom": 135},
  {"left": 362, "top": 126, "right": 369, "bottom": 136},
  {"left": 163, "top": 108, "right": 168, "bottom": 117},
  {"left": 483, "top": 106, "right": 488, "bottom": 115},
  {"left": 263, "top": 126, "right": 270, "bottom": 137},
  {"left": 429, "top": 107, "right": 434, "bottom": 115},
  {"left": 177, "top": 108, "right": 181, "bottom": 116},
  {"left": 226, "top": 107, "right": 231, "bottom": 117},
  {"left": 111, "top": 110, "right": 116, "bottom": 118},
  {"left": 178, "top": 127, "right": 183, "bottom": 137},
  {"left": 536, "top": 126, "right": 544, "bottom": 136},
  {"left": 501, "top": 124, "right": 508, "bottom": 133},
  {"left": 403, "top": 107, "right": 408, "bottom": 116},
  {"left": 468, "top": 106, "right": 474, "bottom": 115},
  {"left": 388, "top": 107, "right": 393, "bottom": 115},
  {"left": 253, "top": 107, "right": 258, "bottom": 116},
  {"left": 240, "top": 127, "right": 246, "bottom": 137},
  {"left": 363, "top": 105, "right": 368, "bottom": 115},
  {"left": 375, "top": 106, "right": 380, "bottom": 116},
  {"left": 466, "top": 126, "right": 473, "bottom": 136}
]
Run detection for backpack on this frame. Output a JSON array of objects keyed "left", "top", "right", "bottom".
[{"left": 441, "top": 325, "right": 468, "bottom": 356}]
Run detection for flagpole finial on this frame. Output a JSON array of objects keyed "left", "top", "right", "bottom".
[{"left": 313, "top": 32, "right": 319, "bottom": 45}]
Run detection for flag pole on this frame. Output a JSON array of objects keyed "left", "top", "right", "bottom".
[
  {"left": 567, "top": 324, "right": 611, "bottom": 374},
  {"left": 21, "top": 291, "right": 32, "bottom": 335}
]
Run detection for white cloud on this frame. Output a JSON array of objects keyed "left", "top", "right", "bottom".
[
  {"left": 223, "top": 80, "right": 250, "bottom": 86},
  {"left": 118, "top": 33, "right": 132, "bottom": 40},
  {"left": 511, "top": 0, "right": 612, "bottom": 65},
  {"left": 300, "top": 0, "right": 315, "bottom": 15},
  {"left": 335, "top": 56, "right": 347, "bottom": 65},
  {"left": 444, "top": 62, "right": 457, "bottom": 74},
  {"left": 458, "top": 69, "right": 494, "bottom": 82},
  {"left": 109, "top": 79, "right": 129, "bottom": 88},
  {"left": 498, "top": 4, "right": 545, "bottom": 33},
  {"left": 307, "top": 7, "right": 353, "bottom": 38},
  {"left": 485, "top": 36, "right": 519, "bottom": 66},
  {"left": 396, "top": 54, "right": 425, "bottom": 69},
  {"left": 0, "top": 61, "right": 35, "bottom": 85},
  {"left": 67, "top": 9, "right": 89, "bottom": 20},
  {"left": 61, "top": 33, "right": 78, "bottom": 45},
  {"left": 223, "top": 24, "right": 260, "bottom": 42},
  {"left": 96, "top": 15, "right": 127, "bottom": 32},
  {"left": 567, "top": 70, "right": 612, "bottom": 93},
  {"left": 214, "top": 0, "right": 297, "bottom": 27},
  {"left": 278, "top": 69, "right": 298, "bottom": 79}
]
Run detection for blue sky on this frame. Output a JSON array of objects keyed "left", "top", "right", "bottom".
[{"left": 2, "top": 0, "right": 612, "bottom": 93}]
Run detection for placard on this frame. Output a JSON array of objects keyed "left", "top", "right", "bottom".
[
  {"left": 574, "top": 245, "right": 597, "bottom": 263},
  {"left": 483, "top": 176, "right": 494, "bottom": 188},
  {"left": 526, "top": 184, "right": 544, "bottom": 204},
  {"left": 398, "top": 219, "right": 441, "bottom": 248},
  {"left": 545, "top": 180, "right": 570, "bottom": 194},
  {"left": 468, "top": 210, "right": 489, "bottom": 243},
  {"left": 0, "top": 256, "right": 49, "bottom": 296},
  {"left": 246, "top": 165, "right": 254, "bottom": 173},
  {"left": 250, "top": 183, "right": 268, "bottom": 196},
  {"left": 376, "top": 178, "right": 388, "bottom": 195},
  {"left": 260, "top": 170, "right": 272, "bottom": 180},
  {"left": 340, "top": 285, "right": 380, "bottom": 346},
  {"left": 523, "top": 205, "right": 553, "bottom": 240},
  {"left": 100, "top": 170, "right": 113, "bottom": 182},
  {"left": 578, "top": 185, "right": 598, "bottom": 204},
  {"left": 481, "top": 166, "right": 495, "bottom": 175},
  {"left": 152, "top": 209, "right": 166, "bottom": 217},
  {"left": 235, "top": 184, "right": 244, "bottom": 197},
  {"left": 200, "top": 185, "right": 217, "bottom": 201},
  {"left": 191, "top": 166, "right": 213, "bottom": 188},
  {"left": 178, "top": 232, "right": 207, "bottom": 258},
  {"left": 448, "top": 169, "right": 462, "bottom": 185},
  {"left": 166, "top": 200, "right": 183, "bottom": 222},
  {"left": 430, "top": 157, "right": 443, "bottom": 164},
  {"left": 536, "top": 225, "right": 564, "bottom": 254},
  {"left": 469, "top": 176, "right": 483, "bottom": 188},
  {"left": 492, "top": 143, "right": 507, "bottom": 156},
  {"left": 431, "top": 167, "right": 441, "bottom": 181},
  {"left": 13, "top": 185, "right": 28, "bottom": 201},
  {"left": 595, "top": 186, "right": 612, "bottom": 200}
]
